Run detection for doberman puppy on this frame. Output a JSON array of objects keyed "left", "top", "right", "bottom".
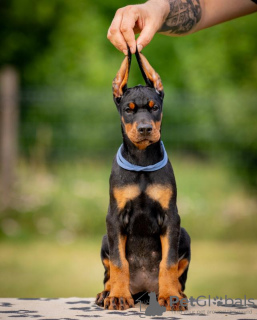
[{"left": 95, "top": 49, "right": 191, "bottom": 311}]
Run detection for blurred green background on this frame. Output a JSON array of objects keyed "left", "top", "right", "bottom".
[{"left": 0, "top": 0, "right": 256, "bottom": 299}]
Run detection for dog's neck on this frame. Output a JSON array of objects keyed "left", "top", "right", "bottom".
[{"left": 121, "top": 130, "right": 163, "bottom": 167}]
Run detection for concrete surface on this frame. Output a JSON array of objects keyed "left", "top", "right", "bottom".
[{"left": 0, "top": 298, "right": 256, "bottom": 319}]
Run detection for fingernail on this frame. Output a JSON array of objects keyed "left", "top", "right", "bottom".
[
  {"left": 123, "top": 49, "right": 128, "bottom": 55},
  {"left": 137, "top": 44, "right": 143, "bottom": 52},
  {"left": 130, "top": 46, "right": 134, "bottom": 54}
]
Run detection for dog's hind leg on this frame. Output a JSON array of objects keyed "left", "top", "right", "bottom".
[
  {"left": 95, "top": 235, "right": 111, "bottom": 307},
  {"left": 178, "top": 227, "right": 191, "bottom": 302}
]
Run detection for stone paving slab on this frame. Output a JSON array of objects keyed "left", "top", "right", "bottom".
[{"left": 0, "top": 298, "right": 256, "bottom": 320}]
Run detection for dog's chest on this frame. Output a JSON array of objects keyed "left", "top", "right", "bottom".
[
  {"left": 112, "top": 176, "right": 173, "bottom": 236},
  {"left": 113, "top": 181, "right": 173, "bottom": 213}
]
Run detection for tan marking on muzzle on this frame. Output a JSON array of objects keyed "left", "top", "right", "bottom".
[{"left": 121, "top": 117, "right": 161, "bottom": 150}]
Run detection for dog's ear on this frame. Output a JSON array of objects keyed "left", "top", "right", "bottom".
[
  {"left": 135, "top": 49, "right": 164, "bottom": 99},
  {"left": 112, "top": 49, "right": 132, "bottom": 105}
]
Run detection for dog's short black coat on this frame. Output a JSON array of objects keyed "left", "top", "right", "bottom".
[{"left": 95, "top": 49, "right": 191, "bottom": 311}]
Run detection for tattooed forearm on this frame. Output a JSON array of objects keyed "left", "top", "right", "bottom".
[{"left": 159, "top": 0, "right": 202, "bottom": 34}]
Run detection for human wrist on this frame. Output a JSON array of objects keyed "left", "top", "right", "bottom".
[
  {"left": 158, "top": 0, "right": 202, "bottom": 35},
  {"left": 144, "top": 0, "right": 170, "bottom": 32},
  {"left": 147, "top": 0, "right": 170, "bottom": 13}
]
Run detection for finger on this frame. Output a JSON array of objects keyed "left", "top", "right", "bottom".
[
  {"left": 107, "top": 8, "right": 128, "bottom": 54},
  {"left": 120, "top": 7, "right": 139, "bottom": 53},
  {"left": 136, "top": 23, "right": 157, "bottom": 52}
]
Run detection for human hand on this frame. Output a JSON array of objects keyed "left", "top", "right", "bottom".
[
  {"left": 107, "top": 0, "right": 169, "bottom": 54},
  {"left": 107, "top": 0, "right": 257, "bottom": 55}
]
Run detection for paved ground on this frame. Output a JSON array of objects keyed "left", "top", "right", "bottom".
[{"left": 0, "top": 298, "right": 256, "bottom": 320}]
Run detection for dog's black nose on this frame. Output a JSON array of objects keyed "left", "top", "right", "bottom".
[{"left": 137, "top": 123, "right": 153, "bottom": 135}]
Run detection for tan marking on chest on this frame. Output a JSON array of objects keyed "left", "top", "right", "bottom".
[
  {"left": 146, "top": 184, "right": 172, "bottom": 210},
  {"left": 113, "top": 185, "right": 141, "bottom": 211}
]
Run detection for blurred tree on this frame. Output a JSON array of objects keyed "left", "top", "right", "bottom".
[
  {"left": 0, "top": 0, "right": 63, "bottom": 82},
  {"left": 1, "top": 0, "right": 256, "bottom": 90},
  {"left": 0, "top": 0, "right": 256, "bottom": 186}
]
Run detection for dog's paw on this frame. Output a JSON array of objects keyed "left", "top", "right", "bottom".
[
  {"left": 158, "top": 294, "right": 188, "bottom": 311},
  {"left": 104, "top": 295, "right": 134, "bottom": 310},
  {"left": 95, "top": 290, "right": 110, "bottom": 307}
]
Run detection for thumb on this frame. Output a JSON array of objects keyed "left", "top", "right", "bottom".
[{"left": 136, "top": 23, "right": 157, "bottom": 51}]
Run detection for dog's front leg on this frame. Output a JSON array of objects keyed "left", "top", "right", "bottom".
[
  {"left": 158, "top": 212, "right": 187, "bottom": 311},
  {"left": 104, "top": 211, "right": 134, "bottom": 310}
]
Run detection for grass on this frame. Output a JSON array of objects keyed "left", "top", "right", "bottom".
[{"left": 0, "top": 238, "right": 256, "bottom": 298}]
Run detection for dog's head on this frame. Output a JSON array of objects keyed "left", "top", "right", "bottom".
[{"left": 112, "top": 50, "right": 164, "bottom": 150}]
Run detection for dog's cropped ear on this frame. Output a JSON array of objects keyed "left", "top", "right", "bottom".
[
  {"left": 112, "top": 49, "right": 132, "bottom": 105},
  {"left": 135, "top": 49, "right": 164, "bottom": 99}
]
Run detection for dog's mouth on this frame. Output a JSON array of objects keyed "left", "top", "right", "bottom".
[
  {"left": 132, "top": 138, "right": 154, "bottom": 150},
  {"left": 131, "top": 131, "right": 160, "bottom": 149},
  {"left": 137, "top": 138, "right": 153, "bottom": 143}
]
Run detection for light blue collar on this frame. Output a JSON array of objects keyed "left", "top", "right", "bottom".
[{"left": 116, "top": 141, "right": 168, "bottom": 172}]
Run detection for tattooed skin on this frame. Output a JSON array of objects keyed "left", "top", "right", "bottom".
[{"left": 160, "top": 0, "right": 202, "bottom": 34}]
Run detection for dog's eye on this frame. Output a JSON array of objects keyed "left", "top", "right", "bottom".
[
  {"left": 125, "top": 108, "right": 134, "bottom": 114},
  {"left": 152, "top": 105, "right": 159, "bottom": 111}
]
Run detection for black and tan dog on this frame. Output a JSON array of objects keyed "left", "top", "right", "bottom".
[{"left": 95, "top": 49, "right": 191, "bottom": 311}]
